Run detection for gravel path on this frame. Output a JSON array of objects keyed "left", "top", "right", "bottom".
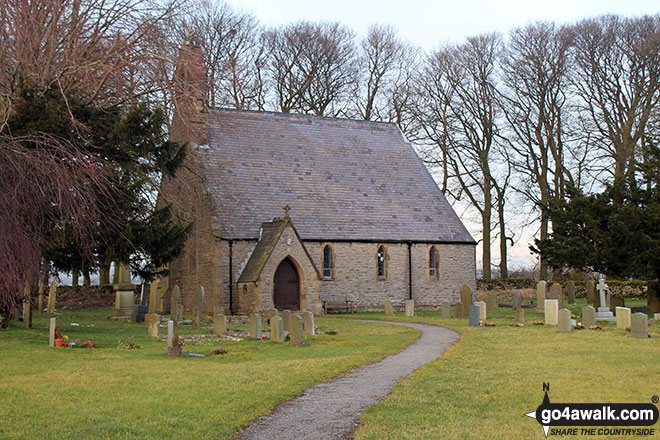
[{"left": 235, "top": 319, "right": 459, "bottom": 440}]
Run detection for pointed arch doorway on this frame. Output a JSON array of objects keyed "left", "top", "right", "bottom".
[{"left": 273, "top": 257, "right": 300, "bottom": 310}]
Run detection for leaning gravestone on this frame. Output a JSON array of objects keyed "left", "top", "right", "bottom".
[
  {"left": 585, "top": 280, "right": 595, "bottom": 304},
  {"left": 616, "top": 307, "right": 632, "bottom": 330},
  {"left": 545, "top": 299, "right": 559, "bottom": 326},
  {"left": 454, "top": 302, "right": 464, "bottom": 319},
  {"left": 384, "top": 300, "right": 394, "bottom": 316},
  {"left": 192, "top": 286, "right": 205, "bottom": 330},
  {"left": 146, "top": 313, "right": 160, "bottom": 338},
  {"left": 474, "top": 301, "right": 487, "bottom": 320},
  {"left": 281, "top": 310, "right": 291, "bottom": 332},
  {"left": 442, "top": 301, "right": 451, "bottom": 318},
  {"left": 213, "top": 313, "right": 227, "bottom": 336},
  {"left": 488, "top": 292, "right": 497, "bottom": 311},
  {"left": 271, "top": 316, "right": 283, "bottom": 343},
  {"left": 461, "top": 285, "right": 473, "bottom": 315},
  {"left": 49, "top": 317, "right": 56, "bottom": 347},
  {"left": 582, "top": 306, "right": 596, "bottom": 328},
  {"left": 405, "top": 300, "right": 414, "bottom": 317},
  {"left": 46, "top": 280, "right": 57, "bottom": 315},
  {"left": 302, "top": 311, "right": 315, "bottom": 335},
  {"left": 558, "top": 309, "right": 572, "bottom": 333},
  {"left": 289, "top": 314, "right": 304, "bottom": 346},
  {"left": 536, "top": 281, "right": 547, "bottom": 313},
  {"left": 631, "top": 313, "right": 649, "bottom": 339},
  {"left": 249, "top": 313, "right": 262, "bottom": 340},
  {"left": 549, "top": 283, "right": 563, "bottom": 310},
  {"left": 566, "top": 281, "right": 576, "bottom": 304},
  {"left": 468, "top": 304, "right": 481, "bottom": 327}
]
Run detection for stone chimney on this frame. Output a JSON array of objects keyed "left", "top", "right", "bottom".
[{"left": 172, "top": 37, "right": 208, "bottom": 145}]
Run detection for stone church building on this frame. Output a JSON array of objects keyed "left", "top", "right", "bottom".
[{"left": 158, "top": 44, "right": 476, "bottom": 315}]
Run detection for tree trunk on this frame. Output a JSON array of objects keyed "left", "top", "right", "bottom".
[
  {"left": 99, "top": 264, "right": 110, "bottom": 285},
  {"left": 112, "top": 262, "right": 119, "bottom": 284},
  {"left": 539, "top": 211, "right": 549, "bottom": 281},
  {"left": 498, "top": 197, "right": 508, "bottom": 279},
  {"left": 72, "top": 271, "right": 79, "bottom": 286},
  {"left": 83, "top": 271, "right": 91, "bottom": 286},
  {"left": 482, "top": 186, "right": 492, "bottom": 279}
]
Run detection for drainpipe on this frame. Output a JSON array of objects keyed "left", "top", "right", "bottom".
[
  {"left": 229, "top": 240, "right": 233, "bottom": 314},
  {"left": 408, "top": 242, "right": 413, "bottom": 300}
]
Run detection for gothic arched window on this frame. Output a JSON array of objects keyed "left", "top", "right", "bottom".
[
  {"left": 429, "top": 246, "right": 439, "bottom": 279},
  {"left": 322, "top": 244, "right": 333, "bottom": 279},
  {"left": 377, "top": 245, "right": 386, "bottom": 279}
]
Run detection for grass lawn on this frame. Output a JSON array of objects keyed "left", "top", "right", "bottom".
[
  {"left": 0, "top": 309, "right": 418, "bottom": 439},
  {"left": 330, "top": 299, "right": 660, "bottom": 440}
]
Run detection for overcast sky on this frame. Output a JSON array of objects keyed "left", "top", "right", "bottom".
[{"left": 233, "top": 0, "right": 659, "bottom": 50}]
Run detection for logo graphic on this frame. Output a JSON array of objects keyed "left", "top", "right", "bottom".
[{"left": 525, "top": 384, "right": 659, "bottom": 437}]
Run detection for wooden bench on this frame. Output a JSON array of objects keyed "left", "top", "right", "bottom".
[{"left": 322, "top": 299, "right": 355, "bottom": 314}]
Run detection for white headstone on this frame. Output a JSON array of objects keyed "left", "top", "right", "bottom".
[
  {"left": 49, "top": 317, "right": 56, "bottom": 347},
  {"left": 616, "top": 307, "right": 632, "bottom": 329},
  {"left": 474, "top": 301, "right": 486, "bottom": 320},
  {"left": 544, "top": 299, "right": 559, "bottom": 326},
  {"left": 167, "top": 320, "right": 174, "bottom": 347}
]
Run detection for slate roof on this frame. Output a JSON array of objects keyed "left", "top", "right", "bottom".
[{"left": 199, "top": 108, "right": 475, "bottom": 244}]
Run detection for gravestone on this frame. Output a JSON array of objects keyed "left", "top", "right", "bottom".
[
  {"left": 49, "top": 317, "right": 56, "bottom": 347},
  {"left": 515, "top": 308, "right": 525, "bottom": 324},
  {"left": 512, "top": 292, "right": 523, "bottom": 310},
  {"left": 213, "top": 313, "right": 227, "bottom": 336},
  {"left": 289, "top": 314, "right": 304, "bottom": 346},
  {"left": 302, "top": 311, "right": 315, "bottom": 335},
  {"left": 558, "top": 308, "right": 572, "bottom": 333},
  {"left": 271, "top": 316, "right": 283, "bottom": 342},
  {"left": 405, "top": 300, "right": 414, "bottom": 317},
  {"left": 170, "top": 285, "right": 181, "bottom": 325},
  {"left": 384, "top": 300, "right": 394, "bottom": 316},
  {"left": 468, "top": 304, "right": 481, "bottom": 327},
  {"left": 148, "top": 279, "right": 160, "bottom": 314},
  {"left": 113, "top": 263, "right": 135, "bottom": 319},
  {"left": 549, "top": 283, "right": 563, "bottom": 309},
  {"left": 488, "top": 292, "right": 497, "bottom": 311},
  {"left": 544, "top": 299, "right": 559, "bottom": 326},
  {"left": 595, "top": 279, "right": 615, "bottom": 321},
  {"left": 610, "top": 295, "right": 625, "bottom": 311},
  {"left": 461, "top": 285, "right": 473, "bottom": 315},
  {"left": 566, "top": 281, "right": 576, "bottom": 304},
  {"left": 192, "top": 286, "right": 205, "bottom": 329},
  {"left": 46, "top": 280, "right": 57, "bottom": 315},
  {"left": 250, "top": 313, "right": 262, "bottom": 340},
  {"left": 167, "top": 320, "right": 174, "bottom": 347},
  {"left": 630, "top": 313, "right": 649, "bottom": 339},
  {"left": 616, "top": 307, "right": 632, "bottom": 330},
  {"left": 146, "top": 313, "right": 160, "bottom": 338},
  {"left": 655, "top": 313, "right": 660, "bottom": 322},
  {"left": 582, "top": 306, "right": 596, "bottom": 328},
  {"left": 132, "top": 283, "right": 148, "bottom": 323},
  {"left": 263, "top": 308, "right": 278, "bottom": 318},
  {"left": 475, "top": 301, "right": 487, "bottom": 320},
  {"left": 585, "top": 280, "right": 595, "bottom": 304},
  {"left": 536, "top": 281, "right": 547, "bottom": 313},
  {"left": 281, "top": 310, "right": 291, "bottom": 332},
  {"left": 442, "top": 301, "right": 451, "bottom": 318},
  {"left": 454, "top": 302, "right": 464, "bottom": 318}
]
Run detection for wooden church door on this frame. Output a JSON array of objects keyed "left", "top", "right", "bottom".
[{"left": 273, "top": 258, "right": 300, "bottom": 310}]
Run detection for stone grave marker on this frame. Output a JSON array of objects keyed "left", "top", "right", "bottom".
[
  {"left": 146, "top": 313, "right": 160, "bottom": 338},
  {"left": 281, "top": 310, "right": 291, "bottom": 332},
  {"left": 512, "top": 292, "right": 523, "bottom": 310},
  {"left": 49, "top": 317, "right": 56, "bottom": 347},
  {"left": 558, "top": 308, "right": 572, "bottom": 333},
  {"left": 167, "top": 320, "right": 174, "bottom": 347},
  {"left": 442, "top": 301, "right": 451, "bottom": 318},
  {"left": 384, "top": 300, "right": 394, "bottom": 316},
  {"left": 655, "top": 313, "right": 660, "bottom": 322},
  {"left": 405, "top": 300, "right": 414, "bottom": 317},
  {"left": 46, "top": 280, "right": 57, "bottom": 315},
  {"left": 488, "top": 292, "right": 497, "bottom": 311},
  {"left": 595, "top": 279, "right": 615, "bottom": 322},
  {"left": 461, "top": 285, "right": 473, "bottom": 315},
  {"left": 213, "top": 313, "right": 227, "bottom": 336},
  {"left": 536, "top": 281, "right": 547, "bottom": 313},
  {"left": 585, "top": 280, "right": 595, "bottom": 304},
  {"left": 631, "top": 313, "right": 649, "bottom": 339},
  {"left": 302, "top": 311, "right": 315, "bottom": 335},
  {"left": 289, "top": 314, "right": 304, "bottom": 346},
  {"left": 148, "top": 279, "right": 159, "bottom": 314},
  {"left": 113, "top": 263, "right": 135, "bottom": 319},
  {"left": 475, "top": 301, "right": 486, "bottom": 320},
  {"left": 271, "top": 316, "right": 283, "bottom": 342},
  {"left": 250, "top": 313, "right": 262, "bottom": 340},
  {"left": 582, "top": 306, "right": 596, "bottom": 328},
  {"left": 611, "top": 295, "right": 625, "bottom": 311},
  {"left": 515, "top": 308, "right": 525, "bottom": 324},
  {"left": 545, "top": 299, "right": 559, "bottom": 326},
  {"left": 549, "top": 283, "right": 563, "bottom": 309},
  {"left": 616, "top": 307, "right": 632, "bottom": 330},
  {"left": 454, "top": 302, "right": 464, "bottom": 318},
  {"left": 192, "top": 286, "right": 205, "bottom": 329},
  {"left": 132, "top": 283, "right": 148, "bottom": 323},
  {"left": 566, "top": 281, "right": 576, "bottom": 304},
  {"left": 468, "top": 304, "right": 481, "bottom": 327}
]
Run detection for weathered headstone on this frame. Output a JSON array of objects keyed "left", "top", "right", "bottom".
[
  {"left": 271, "top": 316, "right": 283, "bottom": 342},
  {"left": 558, "top": 308, "right": 572, "bottom": 333},
  {"left": 454, "top": 302, "right": 464, "bottom": 318},
  {"left": 192, "top": 286, "right": 205, "bottom": 329},
  {"left": 170, "top": 285, "right": 181, "bottom": 324},
  {"left": 631, "top": 313, "right": 649, "bottom": 339},
  {"left": 250, "top": 313, "right": 262, "bottom": 340},
  {"left": 213, "top": 313, "right": 227, "bottom": 336},
  {"left": 167, "top": 320, "right": 174, "bottom": 347},
  {"left": 132, "top": 283, "right": 148, "bottom": 323},
  {"left": 289, "top": 314, "right": 304, "bottom": 346},
  {"left": 582, "top": 306, "right": 596, "bottom": 328},
  {"left": 442, "top": 301, "right": 451, "bottom": 318},
  {"left": 384, "top": 300, "right": 394, "bottom": 316},
  {"left": 146, "top": 313, "right": 160, "bottom": 338},
  {"left": 585, "top": 280, "right": 595, "bottom": 304},
  {"left": 474, "top": 301, "right": 486, "bottom": 320},
  {"left": 536, "top": 281, "right": 547, "bottom": 313},
  {"left": 461, "top": 285, "right": 473, "bottom": 315},
  {"left": 113, "top": 263, "right": 135, "bottom": 319},
  {"left": 515, "top": 308, "right": 525, "bottom": 324},
  {"left": 46, "top": 280, "right": 57, "bottom": 315},
  {"left": 488, "top": 292, "right": 497, "bottom": 311},
  {"left": 281, "top": 309, "right": 291, "bottom": 332},
  {"left": 544, "top": 299, "right": 559, "bottom": 326},
  {"left": 549, "top": 283, "right": 563, "bottom": 309},
  {"left": 655, "top": 313, "right": 660, "bottom": 322},
  {"left": 302, "top": 311, "right": 315, "bottom": 335},
  {"left": 616, "top": 307, "right": 632, "bottom": 330},
  {"left": 566, "top": 281, "right": 576, "bottom": 304},
  {"left": 49, "top": 317, "right": 56, "bottom": 347},
  {"left": 148, "top": 279, "right": 160, "bottom": 314},
  {"left": 468, "top": 304, "right": 481, "bottom": 327},
  {"left": 512, "top": 292, "right": 523, "bottom": 310},
  {"left": 405, "top": 300, "right": 414, "bottom": 317}
]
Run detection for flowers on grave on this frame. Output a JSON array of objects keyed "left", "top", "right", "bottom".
[
  {"left": 571, "top": 314, "right": 576, "bottom": 319},
  {"left": 211, "top": 348, "right": 227, "bottom": 355},
  {"left": 479, "top": 321, "right": 495, "bottom": 327},
  {"left": 80, "top": 342, "right": 95, "bottom": 349},
  {"left": 589, "top": 325, "right": 603, "bottom": 330},
  {"left": 121, "top": 343, "right": 143, "bottom": 349},
  {"left": 532, "top": 321, "right": 544, "bottom": 325},
  {"left": 575, "top": 323, "right": 585, "bottom": 330}
]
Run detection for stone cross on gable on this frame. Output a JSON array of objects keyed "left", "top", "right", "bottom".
[
  {"left": 283, "top": 204, "right": 291, "bottom": 218},
  {"left": 597, "top": 278, "right": 609, "bottom": 307}
]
